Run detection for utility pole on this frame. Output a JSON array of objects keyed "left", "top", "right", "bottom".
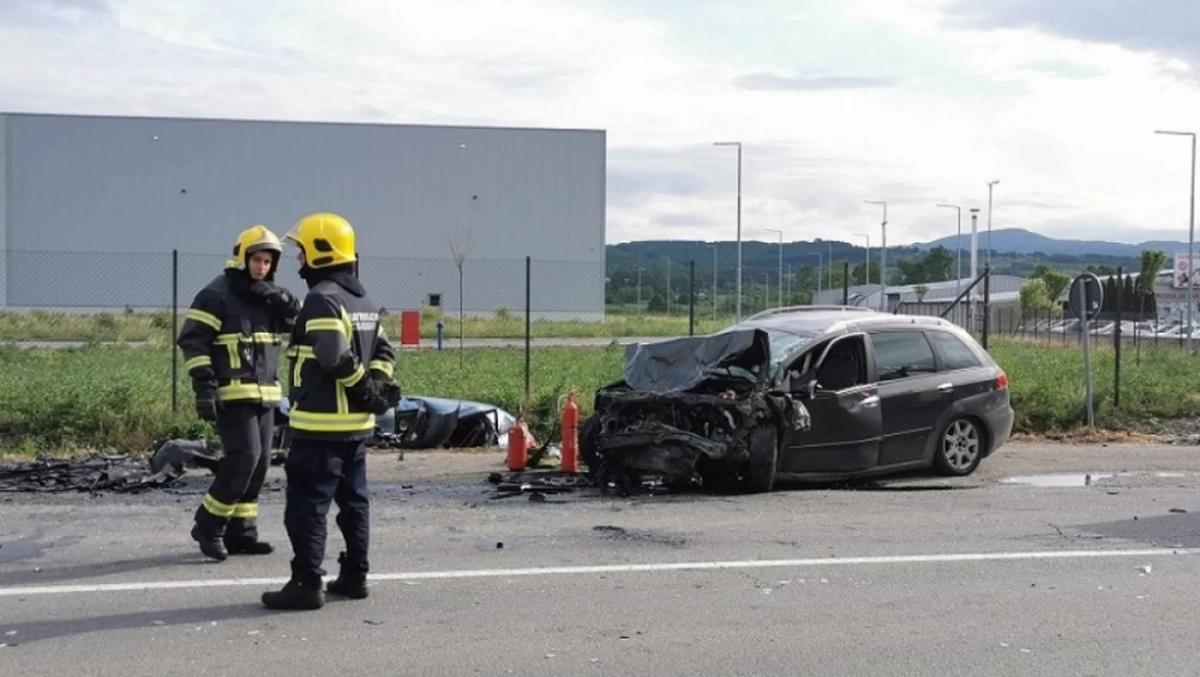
[
  {"left": 714, "top": 141, "right": 743, "bottom": 321},
  {"left": 865, "top": 200, "right": 887, "bottom": 312},
  {"left": 1155, "top": 130, "right": 1197, "bottom": 355}
]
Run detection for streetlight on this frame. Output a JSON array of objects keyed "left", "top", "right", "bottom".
[
  {"left": 865, "top": 200, "right": 887, "bottom": 312},
  {"left": 704, "top": 244, "right": 718, "bottom": 321},
  {"left": 937, "top": 203, "right": 963, "bottom": 297},
  {"left": 853, "top": 232, "right": 870, "bottom": 285},
  {"left": 986, "top": 180, "right": 999, "bottom": 269},
  {"left": 1155, "top": 130, "right": 1197, "bottom": 354},
  {"left": 765, "top": 228, "right": 783, "bottom": 307},
  {"left": 714, "top": 141, "right": 743, "bottom": 321}
]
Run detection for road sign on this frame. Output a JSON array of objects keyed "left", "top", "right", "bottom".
[{"left": 1068, "top": 273, "right": 1103, "bottom": 321}]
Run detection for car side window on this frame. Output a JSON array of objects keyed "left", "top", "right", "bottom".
[
  {"left": 927, "top": 330, "right": 982, "bottom": 370},
  {"left": 814, "top": 335, "right": 867, "bottom": 392},
  {"left": 870, "top": 331, "right": 937, "bottom": 382}
]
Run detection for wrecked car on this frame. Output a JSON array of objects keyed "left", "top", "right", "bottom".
[
  {"left": 273, "top": 395, "right": 517, "bottom": 451},
  {"left": 583, "top": 306, "right": 1014, "bottom": 494},
  {"left": 580, "top": 326, "right": 810, "bottom": 493}
]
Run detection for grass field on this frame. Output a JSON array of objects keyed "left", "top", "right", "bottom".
[
  {"left": 0, "top": 337, "right": 1196, "bottom": 456},
  {"left": 0, "top": 310, "right": 734, "bottom": 342}
]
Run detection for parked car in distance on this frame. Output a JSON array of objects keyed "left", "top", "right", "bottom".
[{"left": 583, "top": 306, "right": 1013, "bottom": 492}]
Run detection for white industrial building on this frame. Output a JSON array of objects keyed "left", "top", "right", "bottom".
[{"left": 0, "top": 112, "right": 607, "bottom": 319}]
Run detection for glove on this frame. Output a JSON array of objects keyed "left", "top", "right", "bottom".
[
  {"left": 249, "top": 281, "right": 297, "bottom": 313},
  {"left": 193, "top": 383, "right": 219, "bottom": 423},
  {"left": 370, "top": 370, "right": 402, "bottom": 406},
  {"left": 347, "top": 378, "right": 398, "bottom": 415}
]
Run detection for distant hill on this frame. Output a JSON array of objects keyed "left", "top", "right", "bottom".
[{"left": 911, "top": 228, "right": 1187, "bottom": 258}]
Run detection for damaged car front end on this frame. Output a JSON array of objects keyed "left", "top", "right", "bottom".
[{"left": 582, "top": 328, "right": 810, "bottom": 494}]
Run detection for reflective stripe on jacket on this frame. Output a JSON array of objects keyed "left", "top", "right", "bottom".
[
  {"left": 285, "top": 278, "right": 396, "bottom": 440},
  {"left": 176, "top": 269, "right": 298, "bottom": 405}
]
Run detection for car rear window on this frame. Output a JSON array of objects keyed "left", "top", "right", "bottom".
[{"left": 927, "top": 330, "right": 983, "bottom": 370}]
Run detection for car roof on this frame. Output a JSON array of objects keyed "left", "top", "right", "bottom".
[{"left": 736, "top": 305, "right": 962, "bottom": 338}]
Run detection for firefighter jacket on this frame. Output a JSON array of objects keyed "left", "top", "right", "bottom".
[
  {"left": 284, "top": 266, "right": 397, "bottom": 441},
  {"left": 176, "top": 267, "right": 300, "bottom": 405}
]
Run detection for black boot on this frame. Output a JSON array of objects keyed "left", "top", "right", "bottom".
[
  {"left": 191, "top": 524, "right": 228, "bottom": 561},
  {"left": 225, "top": 538, "right": 275, "bottom": 555},
  {"left": 261, "top": 579, "right": 325, "bottom": 610},
  {"left": 326, "top": 575, "right": 369, "bottom": 599},
  {"left": 326, "top": 551, "right": 369, "bottom": 599}
]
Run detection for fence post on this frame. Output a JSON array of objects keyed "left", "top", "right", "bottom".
[
  {"left": 689, "top": 259, "right": 696, "bottom": 336},
  {"left": 982, "top": 265, "right": 991, "bottom": 350},
  {"left": 1115, "top": 266, "right": 1123, "bottom": 409},
  {"left": 171, "top": 249, "right": 179, "bottom": 414},
  {"left": 524, "top": 256, "right": 531, "bottom": 416},
  {"left": 842, "top": 261, "right": 849, "bottom": 305}
]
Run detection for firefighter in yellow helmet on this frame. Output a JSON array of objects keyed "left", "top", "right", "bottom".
[
  {"left": 176, "top": 225, "right": 301, "bottom": 561},
  {"left": 261, "top": 212, "right": 399, "bottom": 611}
]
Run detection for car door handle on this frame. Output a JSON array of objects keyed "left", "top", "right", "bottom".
[
  {"left": 937, "top": 383, "right": 954, "bottom": 392},
  {"left": 857, "top": 395, "right": 880, "bottom": 408}
]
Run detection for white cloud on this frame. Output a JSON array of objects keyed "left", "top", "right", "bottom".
[{"left": 1, "top": 0, "right": 1198, "bottom": 248}]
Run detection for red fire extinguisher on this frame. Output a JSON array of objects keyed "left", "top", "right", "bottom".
[
  {"left": 506, "top": 416, "right": 527, "bottom": 472},
  {"left": 561, "top": 390, "right": 579, "bottom": 473}
]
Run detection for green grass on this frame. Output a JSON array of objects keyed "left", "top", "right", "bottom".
[
  {"left": 1, "top": 337, "right": 1197, "bottom": 457},
  {"left": 0, "top": 309, "right": 737, "bottom": 343}
]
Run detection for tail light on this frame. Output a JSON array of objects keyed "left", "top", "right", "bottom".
[{"left": 995, "top": 371, "right": 1009, "bottom": 390}]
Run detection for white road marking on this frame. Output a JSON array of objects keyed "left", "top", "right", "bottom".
[{"left": 1, "top": 547, "right": 1196, "bottom": 597}]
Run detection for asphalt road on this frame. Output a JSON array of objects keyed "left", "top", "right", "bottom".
[
  {"left": 3, "top": 336, "right": 684, "bottom": 350},
  {"left": 4, "top": 442, "right": 1200, "bottom": 675}
]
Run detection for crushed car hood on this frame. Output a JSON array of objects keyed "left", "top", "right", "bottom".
[{"left": 622, "top": 328, "right": 771, "bottom": 393}]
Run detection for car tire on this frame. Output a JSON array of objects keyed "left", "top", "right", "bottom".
[
  {"left": 744, "top": 423, "right": 779, "bottom": 493},
  {"left": 933, "top": 416, "right": 984, "bottom": 476}
]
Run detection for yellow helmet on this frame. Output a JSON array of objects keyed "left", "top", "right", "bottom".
[
  {"left": 285, "top": 212, "right": 356, "bottom": 269},
  {"left": 228, "top": 225, "right": 282, "bottom": 270}
]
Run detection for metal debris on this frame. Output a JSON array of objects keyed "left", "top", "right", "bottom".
[
  {"left": 488, "top": 470, "right": 592, "bottom": 499},
  {"left": 0, "top": 454, "right": 182, "bottom": 493}
]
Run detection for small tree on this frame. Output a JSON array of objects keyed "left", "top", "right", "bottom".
[{"left": 449, "top": 230, "right": 472, "bottom": 368}]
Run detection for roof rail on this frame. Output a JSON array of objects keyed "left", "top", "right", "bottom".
[{"left": 744, "top": 305, "right": 876, "bottom": 321}]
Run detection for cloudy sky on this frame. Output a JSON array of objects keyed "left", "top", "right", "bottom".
[{"left": 2, "top": 0, "right": 1198, "bottom": 246}]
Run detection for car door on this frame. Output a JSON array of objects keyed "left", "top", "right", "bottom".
[
  {"left": 867, "top": 330, "right": 953, "bottom": 467},
  {"left": 778, "top": 333, "right": 883, "bottom": 474}
]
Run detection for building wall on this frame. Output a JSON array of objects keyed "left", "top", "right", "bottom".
[{"left": 2, "top": 112, "right": 606, "bottom": 318}]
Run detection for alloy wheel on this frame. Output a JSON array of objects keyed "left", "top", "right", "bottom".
[{"left": 942, "top": 419, "right": 981, "bottom": 473}]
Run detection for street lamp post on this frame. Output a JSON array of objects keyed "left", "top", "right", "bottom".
[
  {"left": 986, "top": 180, "right": 999, "bottom": 269},
  {"left": 1155, "top": 130, "right": 1197, "bottom": 354},
  {"left": 937, "top": 203, "right": 963, "bottom": 298},
  {"left": 853, "top": 232, "right": 870, "bottom": 286},
  {"left": 865, "top": 200, "right": 887, "bottom": 312},
  {"left": 766, "top": 229, "right": 783, "bottom": 308},
  {"left": 714, "top": 141, "right": 743, "bottom": 321}
]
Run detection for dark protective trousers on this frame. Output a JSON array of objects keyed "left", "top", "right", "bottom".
[
  {"left": 194, "top": 402, "right": 274, "bottom": 544},
  {"left": 283, "top": 438, "right": 370, "bottom": 585}
]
